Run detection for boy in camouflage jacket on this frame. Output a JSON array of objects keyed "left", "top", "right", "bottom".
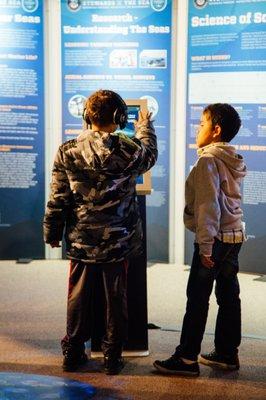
[{"left": 43, "top": 90, "right": 157, "bottom": 374}]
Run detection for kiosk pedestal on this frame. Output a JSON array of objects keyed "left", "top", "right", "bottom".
[
  {"left": 91, "top": 195, "right": 149, "bottom": 357},
  {"left": 81, "top": 98, "right": 151, "bottom": 356}
]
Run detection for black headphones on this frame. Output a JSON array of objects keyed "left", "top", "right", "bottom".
[{"left": 83, "top": 91, "right": 128, "bottom": 130}]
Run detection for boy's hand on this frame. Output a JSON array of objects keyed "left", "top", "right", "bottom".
[
  {"left": 134, "top": 110, "right": 153, "bottom": 126},
  {"left": 200, "top": 254, "right": 214, "bottom": 268},
  {"left": 49, "top": 240, "right": 61, "bottom": 248}
]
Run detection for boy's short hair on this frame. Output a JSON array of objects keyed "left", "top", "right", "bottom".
[
  {"left": 203, "top": 103, "right": 241, "bottom": 142},
  {"left": 84, "top": 89, "right": 127, "bottom": 127}
]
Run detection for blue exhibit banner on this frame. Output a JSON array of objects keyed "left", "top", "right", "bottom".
[
  {"left": 61, "top": 0, "right": 172, "bottom": 261},
  {"left": 0, "top": 0, "right": 45, "bottom": 259},
  {"left": 186, "top": 0, "right": 266, "bottom": 273}
]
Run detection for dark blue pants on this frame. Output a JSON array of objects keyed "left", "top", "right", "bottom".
[
  {"left": 175, "top": 239, "right": 242, "bottom": 361},
  {"left": 61, "top": 259, "right": 128, "bottom": 358}
]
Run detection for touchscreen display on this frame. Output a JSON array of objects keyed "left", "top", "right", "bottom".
[
  {"left": 120, "top": 105, "right": 143, "bottom": 185},
  {"left": 122, "top": 105, "right": 140, "bottom": 138}
]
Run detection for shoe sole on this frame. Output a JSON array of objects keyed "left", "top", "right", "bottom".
[
  {"left": 62, "top": 365, "right": 78, "bottom": 372},
  {"left": 199, "top": 356, "right": 239, "bottom": 370},
  {"left": 153, "top": 362, "right": 199, "bottom": 376},
  {"left": 62, "top": 358, "right": 88, "bottom": 372},
  {"left": 104, "top": 365, "right": 125, "bottom": 375}
]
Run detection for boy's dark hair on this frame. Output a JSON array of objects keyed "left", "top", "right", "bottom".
[
  {"left": 203, "top": 103, "right": 241, "bottom": 142},
  {"left": 84, "top": 89, "right": 127, "bottom": 128}
]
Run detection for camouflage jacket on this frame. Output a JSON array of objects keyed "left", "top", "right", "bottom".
[{"left": 43, "top": 118, "right": 157, "bottom": 263}]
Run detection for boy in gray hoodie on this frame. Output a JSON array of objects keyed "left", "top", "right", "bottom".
[{"left": 154, "top": 103, "right": 246, "bottom": 376}]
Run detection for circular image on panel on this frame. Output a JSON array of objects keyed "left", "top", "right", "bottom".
[
  {"left": 150, "top": 0, "right": 167, "bottom": 12},
  {"left": 67, "top": 0, "right": 82, "bottom": 11},
  {"left": 140, "top": 95, "right": 159, "bottom": 118},
  {"left": 68, "top": 95, "right": 86, "bottom": 118},
  {"left": 193, "top": 0, "right": 208, "bottom": 9},
  {"left": 21, "top": 0, "right": 39, "bottom": 12}
]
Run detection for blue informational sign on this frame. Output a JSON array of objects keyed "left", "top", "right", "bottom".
[
  {"left": 0, "top": 0, "right": 44, "bottom": 259},
  {"left": 186, "top": 0, "right": 266, "bottom": 273},
  {"left": 61, "top": 0, "right": 172, "bottom": 261}
]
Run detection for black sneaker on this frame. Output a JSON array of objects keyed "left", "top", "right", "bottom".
[
  {"left": 153, "top": 356, "right": 200, "bottom": 376},
  {"left": 199, "top": 349, "right": 240, "bottom": 370},
  {"left": 104, "top": 356, "right": 125, "bottom": 375},
  {"left": 62, "top": 351, "right": 88, "bottom": 372}
]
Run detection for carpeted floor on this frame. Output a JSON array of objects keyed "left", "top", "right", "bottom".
[{"left": 0, "top": 260, "right": 265, "bottom": 399}]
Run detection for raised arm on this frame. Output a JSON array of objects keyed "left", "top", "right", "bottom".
[{"left": 130, "top": 110, "right": 158, "bottom": 175}]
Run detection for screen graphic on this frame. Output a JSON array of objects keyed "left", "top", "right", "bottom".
[{"left": 123, "top": 105, "right": 140, "bottom": 139}]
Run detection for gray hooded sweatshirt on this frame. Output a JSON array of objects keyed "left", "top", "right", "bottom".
[{"left": 184, "top": 142, "right": 247, "bottom": 256}]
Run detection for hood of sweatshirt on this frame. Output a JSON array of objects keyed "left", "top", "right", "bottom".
[
  {"left": 197, "top": 142, "right": 247, "bottom": 179},
  {"left": 76, "top": 129, "right": 141, "bottom": 173}
]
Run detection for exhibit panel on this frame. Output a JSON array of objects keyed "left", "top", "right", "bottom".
[
  {"left": 0, "top": 0, "right": 45, "bottom": 259},
  {"left": 185, "top": 0, "right": 266, "bottom": 273},
  {"left": 60, "top": 0, "right": 172, "bottom": 262}
]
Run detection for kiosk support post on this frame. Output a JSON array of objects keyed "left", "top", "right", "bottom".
[{"left": 91, "top": 195, "right": 149, "bottom": 357}]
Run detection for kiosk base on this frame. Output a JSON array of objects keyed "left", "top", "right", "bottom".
[{"left": 91, "top": 350, "right": 149, "bottom": 358}]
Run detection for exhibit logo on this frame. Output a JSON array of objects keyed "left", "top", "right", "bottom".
[
  {"left": 150, "top": 0, "right": 167, "bottom": 12},
  {"left": 22, "top": 0, "right": 38, "bottom": 12},
  {"left": 67, "top": 0, "right": 81, "bottom": 12},
  {"left": 194, "top": 0, "right": 208, "bottom": 8}
]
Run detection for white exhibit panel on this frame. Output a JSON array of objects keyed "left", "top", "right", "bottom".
[
  {"left": 44, "top": 0, "right": 63, "bottom": 260},
  {"left": 169, "top": 0, "right": 187, "bottom": 265}
]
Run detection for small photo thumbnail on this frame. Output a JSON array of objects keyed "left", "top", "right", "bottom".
[
  {"left": 140, "top": 49, "right": 167, "bottom": 68},
  {"left": 109, "top": 49, "right": 137, "bottom": 68}
]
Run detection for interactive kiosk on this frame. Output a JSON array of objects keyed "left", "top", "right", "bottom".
[{"left": 91, "top": 99, "right": 152, "bottom": 357}]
